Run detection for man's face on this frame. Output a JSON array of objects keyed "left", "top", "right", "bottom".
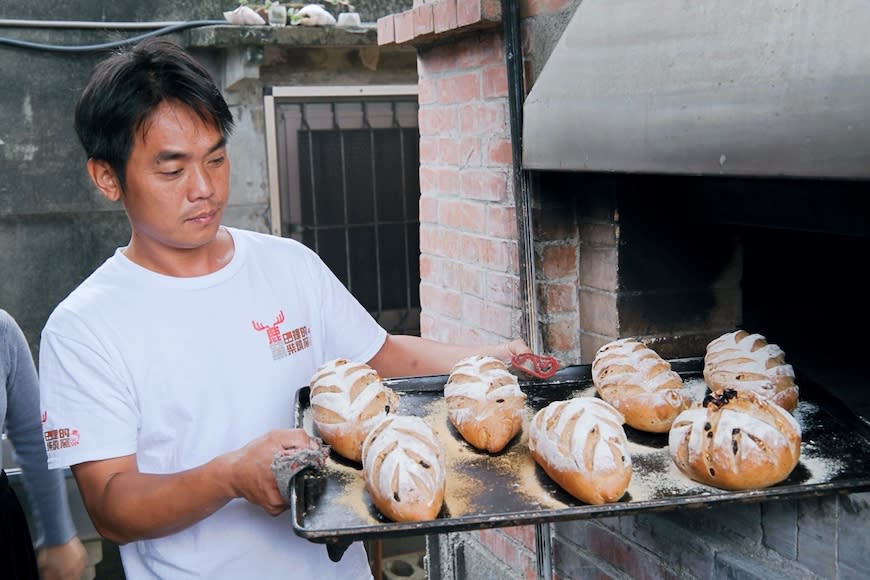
[{"left": 121, "top": 100, "right": 230, "bottom": 264}]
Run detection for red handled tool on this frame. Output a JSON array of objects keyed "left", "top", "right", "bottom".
[{"left": 511, "top": 352, "right": 560, "bottom": 380}]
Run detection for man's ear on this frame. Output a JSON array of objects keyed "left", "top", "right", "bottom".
[{"left": 86, "top": 158, "right": 122, "bottom": 202}]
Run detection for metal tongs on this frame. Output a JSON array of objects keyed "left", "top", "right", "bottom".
[{"left": 510, "top": 352, "right": 560, "bottom": 380}]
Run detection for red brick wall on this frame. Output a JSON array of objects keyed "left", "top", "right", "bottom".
[
  {"left": 474, "top": 527, "right": 538, "bottom": 579},
  {"left": 380, "top": 1, "right": 524, "bottom": 348},
  {"left": 534, "top": 194, "right": 583, "bottom": 363}
]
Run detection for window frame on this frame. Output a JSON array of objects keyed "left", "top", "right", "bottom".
[{"left": 263, "top": 84, "right": 419, "bottom": 236}]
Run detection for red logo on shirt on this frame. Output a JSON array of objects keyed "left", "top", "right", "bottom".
[
  {"left": 44, "top": 428, "right": 80, "bottom": 452},
  {"left": 252, "top": 310, "right": 311, "bottom": 360},
  {"left": 252, "top": 310, "right": 286, "bottom": 344}
]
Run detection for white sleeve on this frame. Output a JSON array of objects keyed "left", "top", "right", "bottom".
[
  {"left": 307, "top": 246, "right": 388, "bottom": 365},
  {"left": 39, "top": 314, "right": 139, "bottom": 470}
]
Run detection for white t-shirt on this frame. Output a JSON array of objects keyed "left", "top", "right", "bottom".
[{"left": 39, "top": 227, "right": 386, "bottom": 579}]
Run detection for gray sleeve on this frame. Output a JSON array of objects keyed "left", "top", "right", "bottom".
[{"left": 1, "top": 310, "right": 77, "bottom": 547}]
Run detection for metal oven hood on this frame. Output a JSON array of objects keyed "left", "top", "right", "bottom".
[{"left": 522, "top": 0, "right": 870, "bottom": 179}]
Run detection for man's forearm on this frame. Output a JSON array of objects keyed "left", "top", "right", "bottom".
[
  {"left": 368, "top": 334, "right": 528, "bottom": 378},
  {"left": 74, "top": 456, "right": 235, "bottom": 544}
]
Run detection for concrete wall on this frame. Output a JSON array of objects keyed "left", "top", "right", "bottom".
[
  {"left": 0, "top": 0, "right": 414, "bottom": 353},
  {"left": 0, "top": 0, "right": 224, "bottom": 348}
]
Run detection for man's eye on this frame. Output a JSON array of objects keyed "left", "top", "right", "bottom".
[
  {"left": 208, "top": 156, "right": 226, "bottom": 166},
  {"left": 161, "top": 169, "right": 183, "bottom": 177}
]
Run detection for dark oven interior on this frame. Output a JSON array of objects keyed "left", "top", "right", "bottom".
[{"left": 538, "top": 171, "right": 870, "bottom": 420}]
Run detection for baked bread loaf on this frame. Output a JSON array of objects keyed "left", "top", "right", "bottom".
[
  {"left": 309, "top": 358, "right": 399, "bottom": 463},
  {"left": 591, "top": 338, "right": 691, "bottom": 433},
  {"left": 668, "top": 388, "right": 802, "bottom": 490},
  {"left": 704, "top": 330, "right": 799, "bottom": 412},
  {"left": 444, "top": 355, "right": 527, "bottom": 453},
  {"left": 528, "top": 397, "right": 632, "bottom": 505},
  {"left": 361, "top": 415, "right": 446, "bottom": 522}
]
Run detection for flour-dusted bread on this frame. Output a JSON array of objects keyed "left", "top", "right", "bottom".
[
  {"left": 528, "top": 397, "right": 632, "bottom": 505},
  {"left": 668, "top": 388, "right": 802, "bottom": 491},
  {"left": 591, "top": 338, "right": 691, "bottom": 433},
  {"left": 361, "top": 414, "right": 446, "bottom": 522},
  {"left": 444, "top": 355, "right": 527, "bottom": 453},
  {"left": 309, "top": 358, "right": 399, "bottom": 463},
  {"left": 704, "top": 330, "right": 799, "bottom": 412}
]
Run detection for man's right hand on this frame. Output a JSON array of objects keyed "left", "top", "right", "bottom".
[{"left": 226, "top": 428, "right": 320, "bottom": 515}]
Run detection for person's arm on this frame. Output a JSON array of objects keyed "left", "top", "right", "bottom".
[
  {"left": 70, "top": 427, "right": 318, "bottom": 544},
  {"left": 2, "top": 310, "right": 88, "bottom": 579},
  {"left": 367, "top": 334, "right": 531, "bottom": 378}
]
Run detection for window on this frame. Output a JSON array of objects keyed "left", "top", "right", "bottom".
[{"left": 265, "top": 86, "right": 421, "bottom": 335}]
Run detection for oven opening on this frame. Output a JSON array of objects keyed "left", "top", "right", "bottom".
[
  {"left": 684, "top": 177, "right": 869, "bottom": 415},
  {"left": 741, "top": 226, "right": 870, "bottom": 410},
  {"left": 537, "top": 171, "right": 870, "bottom": 420}
]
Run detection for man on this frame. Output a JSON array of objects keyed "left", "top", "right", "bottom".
[{"left": 38, "top": 37, "right": 530, "bottom": 579}]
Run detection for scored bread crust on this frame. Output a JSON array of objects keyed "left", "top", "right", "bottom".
[
  {"left": 361, "top": 415, "right": 446, "bottom": 522},
  {"left": 528, "top": 397, "right": 632, "bottom": 505},
  {"left": 668, "top": 388, "right": 802, "bottom": 491},
  {"left": 309, "top": 358, "right": 399, "bottom": 463},
  {"left": 591, "top": 338, "right": 690, "bottom": 433},
  {"left": 703, "top": 330, "right": 799, "bottom": 412},
  {"left": 444, "top": 355, "right": 527, "bottom": 453}
]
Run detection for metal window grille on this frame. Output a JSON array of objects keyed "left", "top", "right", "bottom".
[{"left": 273, "top": 95, "right": 421, "bottom": 335}]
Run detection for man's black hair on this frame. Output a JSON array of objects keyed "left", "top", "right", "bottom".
[{"left": 74, "top": 37, "right": 235, "bottom": 189}]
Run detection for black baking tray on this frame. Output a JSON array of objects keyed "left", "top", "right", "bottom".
[{"left": 291, "top": 358, "right": 870, "bottom": 544}]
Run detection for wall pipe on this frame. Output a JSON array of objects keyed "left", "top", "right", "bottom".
[
  {"left": 502, "top": 1, "right": 538, "bottom": 350},
  {"left": 0, "top": 20, "right": 194, "bottom": 28},
  {"left": 501, "top": 1, "right": 553, "bottom": 579},
  {"left": 0, "top": 20, "right": 225, "bottom": 52}
]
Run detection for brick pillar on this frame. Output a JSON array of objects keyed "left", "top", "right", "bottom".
[
  {"left": 380, "top": 0, "right": 524, "bottom": 347},
  {"left": 379, "top": 4, "right": 537, "bottom": 580}
]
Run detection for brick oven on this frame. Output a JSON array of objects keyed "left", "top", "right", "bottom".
[{"left": 378, "top": 0, "right": 870, "bottom": 578}]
